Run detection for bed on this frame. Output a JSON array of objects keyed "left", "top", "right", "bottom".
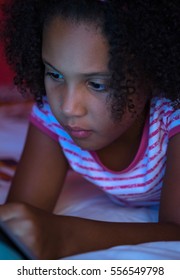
[{"left": 0, "top": 86, "right": 180, "bottom": 260}]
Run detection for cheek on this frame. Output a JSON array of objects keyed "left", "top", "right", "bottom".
[
  {"left": 45, "top": 81, "right": 61, "bottom": 107},
  {"left": 45, "top": 89, "right": 61, "bottom": 118},
  {"left": 91, "top": 95, "right": 111, "bottom": 118}
]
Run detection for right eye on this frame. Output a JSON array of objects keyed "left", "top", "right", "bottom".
[{"left": 46, "top": 71, "right": 64, "bottom": 82}]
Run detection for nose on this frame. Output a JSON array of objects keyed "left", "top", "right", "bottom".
[{"left": 60, "top": 86, "right": 87, "bottom": 118}]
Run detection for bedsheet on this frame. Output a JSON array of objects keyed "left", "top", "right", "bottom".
[
  {"left": 0, "top": 98, "right": 180, "bottom": 260},
  {"left": 0, "top": 101, "right": 31, "bottom": 203},
  {"left": 55, "top": 171, "right": 180, "bottom": 260}
]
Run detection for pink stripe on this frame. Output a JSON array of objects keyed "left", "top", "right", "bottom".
[
  {"left": 52, "top": 122, "right": 63, "bottom": 130},
  {"left": 149, "top": 127, "right": 160, "bottom": 138},
  {"left": 111, "top": 196, "right": 159, "bottom": 206},
  {"left": 69, "top": 160, "right": 103, "bottom": 172},
  {"left": 150, "top": 100, "right": 170, "bottom": 111},
  {"left": 150, "top": 107, "right": 173, "bottom": 118},
  {"left": 50, "top": 123, "right": 86, "bottom": 148},
  {"left": 103, "top": 176, "right": 163, "bottom": 199},
  {"left": 148, "top": 107, "right": 176, "bottom": 135},
  {"left": 142, "top": 181, "right": 162, "bottom": 195},
  {"left": 122, "top": 181, "right": 162, "bottom": 201},
  {"left": 167, "top": 117, "right": 180, "bottom": 128},
  {"left": 51, "top": 123, "right": 76, "bottom": 145},
  {"left": 133, "top": 152, "right": 158, "bottom": 170},
  {"left": 91, "top": 161, "right": 165, "bottom": 189},
  {"left": 132, "top": 136, "right": 166, "bottom": 172},
  {"left": 64, "top": 148, "right": 95, "bottom": 163},
  {"left": 72, "top": 152, "right": 165, "bottom": 181},
  {"left": 114, "top": 189, "right": 161, "bottom": 201},
  {"left": 59, "top": 135, "right": 75, "bottom": 145},
  {"left": 169, "top": 126, "right": 180, "bottom": 138},
  {"left": 81, "top": 155, "right": 165, "bottom": 183},
  {"left": 170, "top": 113, "right": 180, "bottom": 120},
  {"left": 136, "top": 155, "right": 165, "bottom": 178},
  {"left": 121, "top": 185, "right": 161, "bottom": 199},
  {"left": 42, "top": 109, "right": 50, "bottom": 116},
  {"left": 150, "top": 117, "right": 159, "bottom": 126},
  {"left": 114, "top": 188, "right": 160, "bottom": 198},
  {"left": 149, "top": 133, "right": 166, "bottom": 151},
  {"left": 31, "top": 113, "right": 78, "bottom": 147}
]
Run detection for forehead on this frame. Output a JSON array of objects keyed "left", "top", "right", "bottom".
[{"left": 42, "top": 18, "right": 109, "bottom": 74}]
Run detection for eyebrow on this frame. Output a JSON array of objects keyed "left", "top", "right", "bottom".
[{"left": 43, "top": 60, "right": 111, "bottom": 78}]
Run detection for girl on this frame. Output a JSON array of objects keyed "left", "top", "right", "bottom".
[{"left": 0, "top": 0, "right": 180, "bottom": 259}]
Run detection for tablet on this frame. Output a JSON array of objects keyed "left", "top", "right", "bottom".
[{"left": 0, "top": 220, "right": 37, "bottom": 260}]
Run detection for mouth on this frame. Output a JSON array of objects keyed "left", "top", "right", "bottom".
[{"left": 64, "top": 125, "right": 93, "bottom": 139}]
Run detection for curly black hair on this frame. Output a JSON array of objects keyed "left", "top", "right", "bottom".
[{"left": 1, "top": 0, "right": 180, "bottom": 119}]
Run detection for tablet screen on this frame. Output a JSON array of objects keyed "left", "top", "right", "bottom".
[
  {"left": 0, "top": 231, "right": 24, "bottom": 260},
  {"left": 0, "top": 232, "right": 24, "bottom": 260},
  {"left": 0, "top": 221, "right": 36, "bottom": 260}
]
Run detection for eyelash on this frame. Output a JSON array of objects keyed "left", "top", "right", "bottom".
[
  {"left": 46, "top": 71, "right": 64, "bottom": 82},
  {"left": 87, "top": 81, "right": 108, "bottom": 93},
  {"left": 45, "top": 70, "right": 109, "bottom": 93}
]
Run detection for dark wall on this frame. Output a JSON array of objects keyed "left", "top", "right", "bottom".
[{"left": 0, "top": 0, "right": 14, "bottom": 85}]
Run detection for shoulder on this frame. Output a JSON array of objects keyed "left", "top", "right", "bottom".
[
  {"left": 150, "top": 96, "right": 180, "bottom": 138},
  {"left": 150, "top": 96, "right": 179, "bottom": 113},
  {"left": 31, "top": 97, "right": 58, "bottom": 126},
  {"left": 30, "top": 97, "right": 62, "bottom": 142}
]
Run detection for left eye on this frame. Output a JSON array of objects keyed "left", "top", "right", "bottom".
[
  {"left": 88, "top": 81, "right": 107, "bottom": 92},
  {"left": 46, "top": 71, "right": 64, "bottom": 82}
]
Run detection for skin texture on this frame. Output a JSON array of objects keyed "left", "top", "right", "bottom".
[
  {"left": 0, "top": 19, "right": 179, "bottom": 260},
  {"left": 43, "top": 19, "right": 149, "bottom": 170}
]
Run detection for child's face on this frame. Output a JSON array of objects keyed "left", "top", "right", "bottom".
[{"left": 42, "top": 18, "right": 147, "bottom": 151}]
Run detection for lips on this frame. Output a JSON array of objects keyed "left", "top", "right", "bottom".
[{"left": 64, "top": 125, "right": 92, "bottom": 139}]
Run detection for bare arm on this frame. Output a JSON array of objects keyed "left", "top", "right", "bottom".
[
  {"left": 55, "top": 133, "right": 180, "bottom": 257},
  {"left": 159, "top": 133, "right": 180, "bottom": 224},
  {"left": 7, "top": 123, "right": 69, "bottom": 211},
  {"left": 75, "top": 133, "right": 180, "bottom": 255},
  {"left": 0, "top": 129, "right": 179, "bottom": 259}
]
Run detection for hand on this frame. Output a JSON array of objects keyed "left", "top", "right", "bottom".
[{"left": 0, "top": 202, "right": 66, "bottom": 259}]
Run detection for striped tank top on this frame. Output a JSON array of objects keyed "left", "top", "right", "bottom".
[{"left": 30, "top": 97, "right": 180, "bottom": 207}]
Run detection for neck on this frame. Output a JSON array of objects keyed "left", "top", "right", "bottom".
[{"left": 96, "top": 104, "right": 149, "bottom": 172}]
